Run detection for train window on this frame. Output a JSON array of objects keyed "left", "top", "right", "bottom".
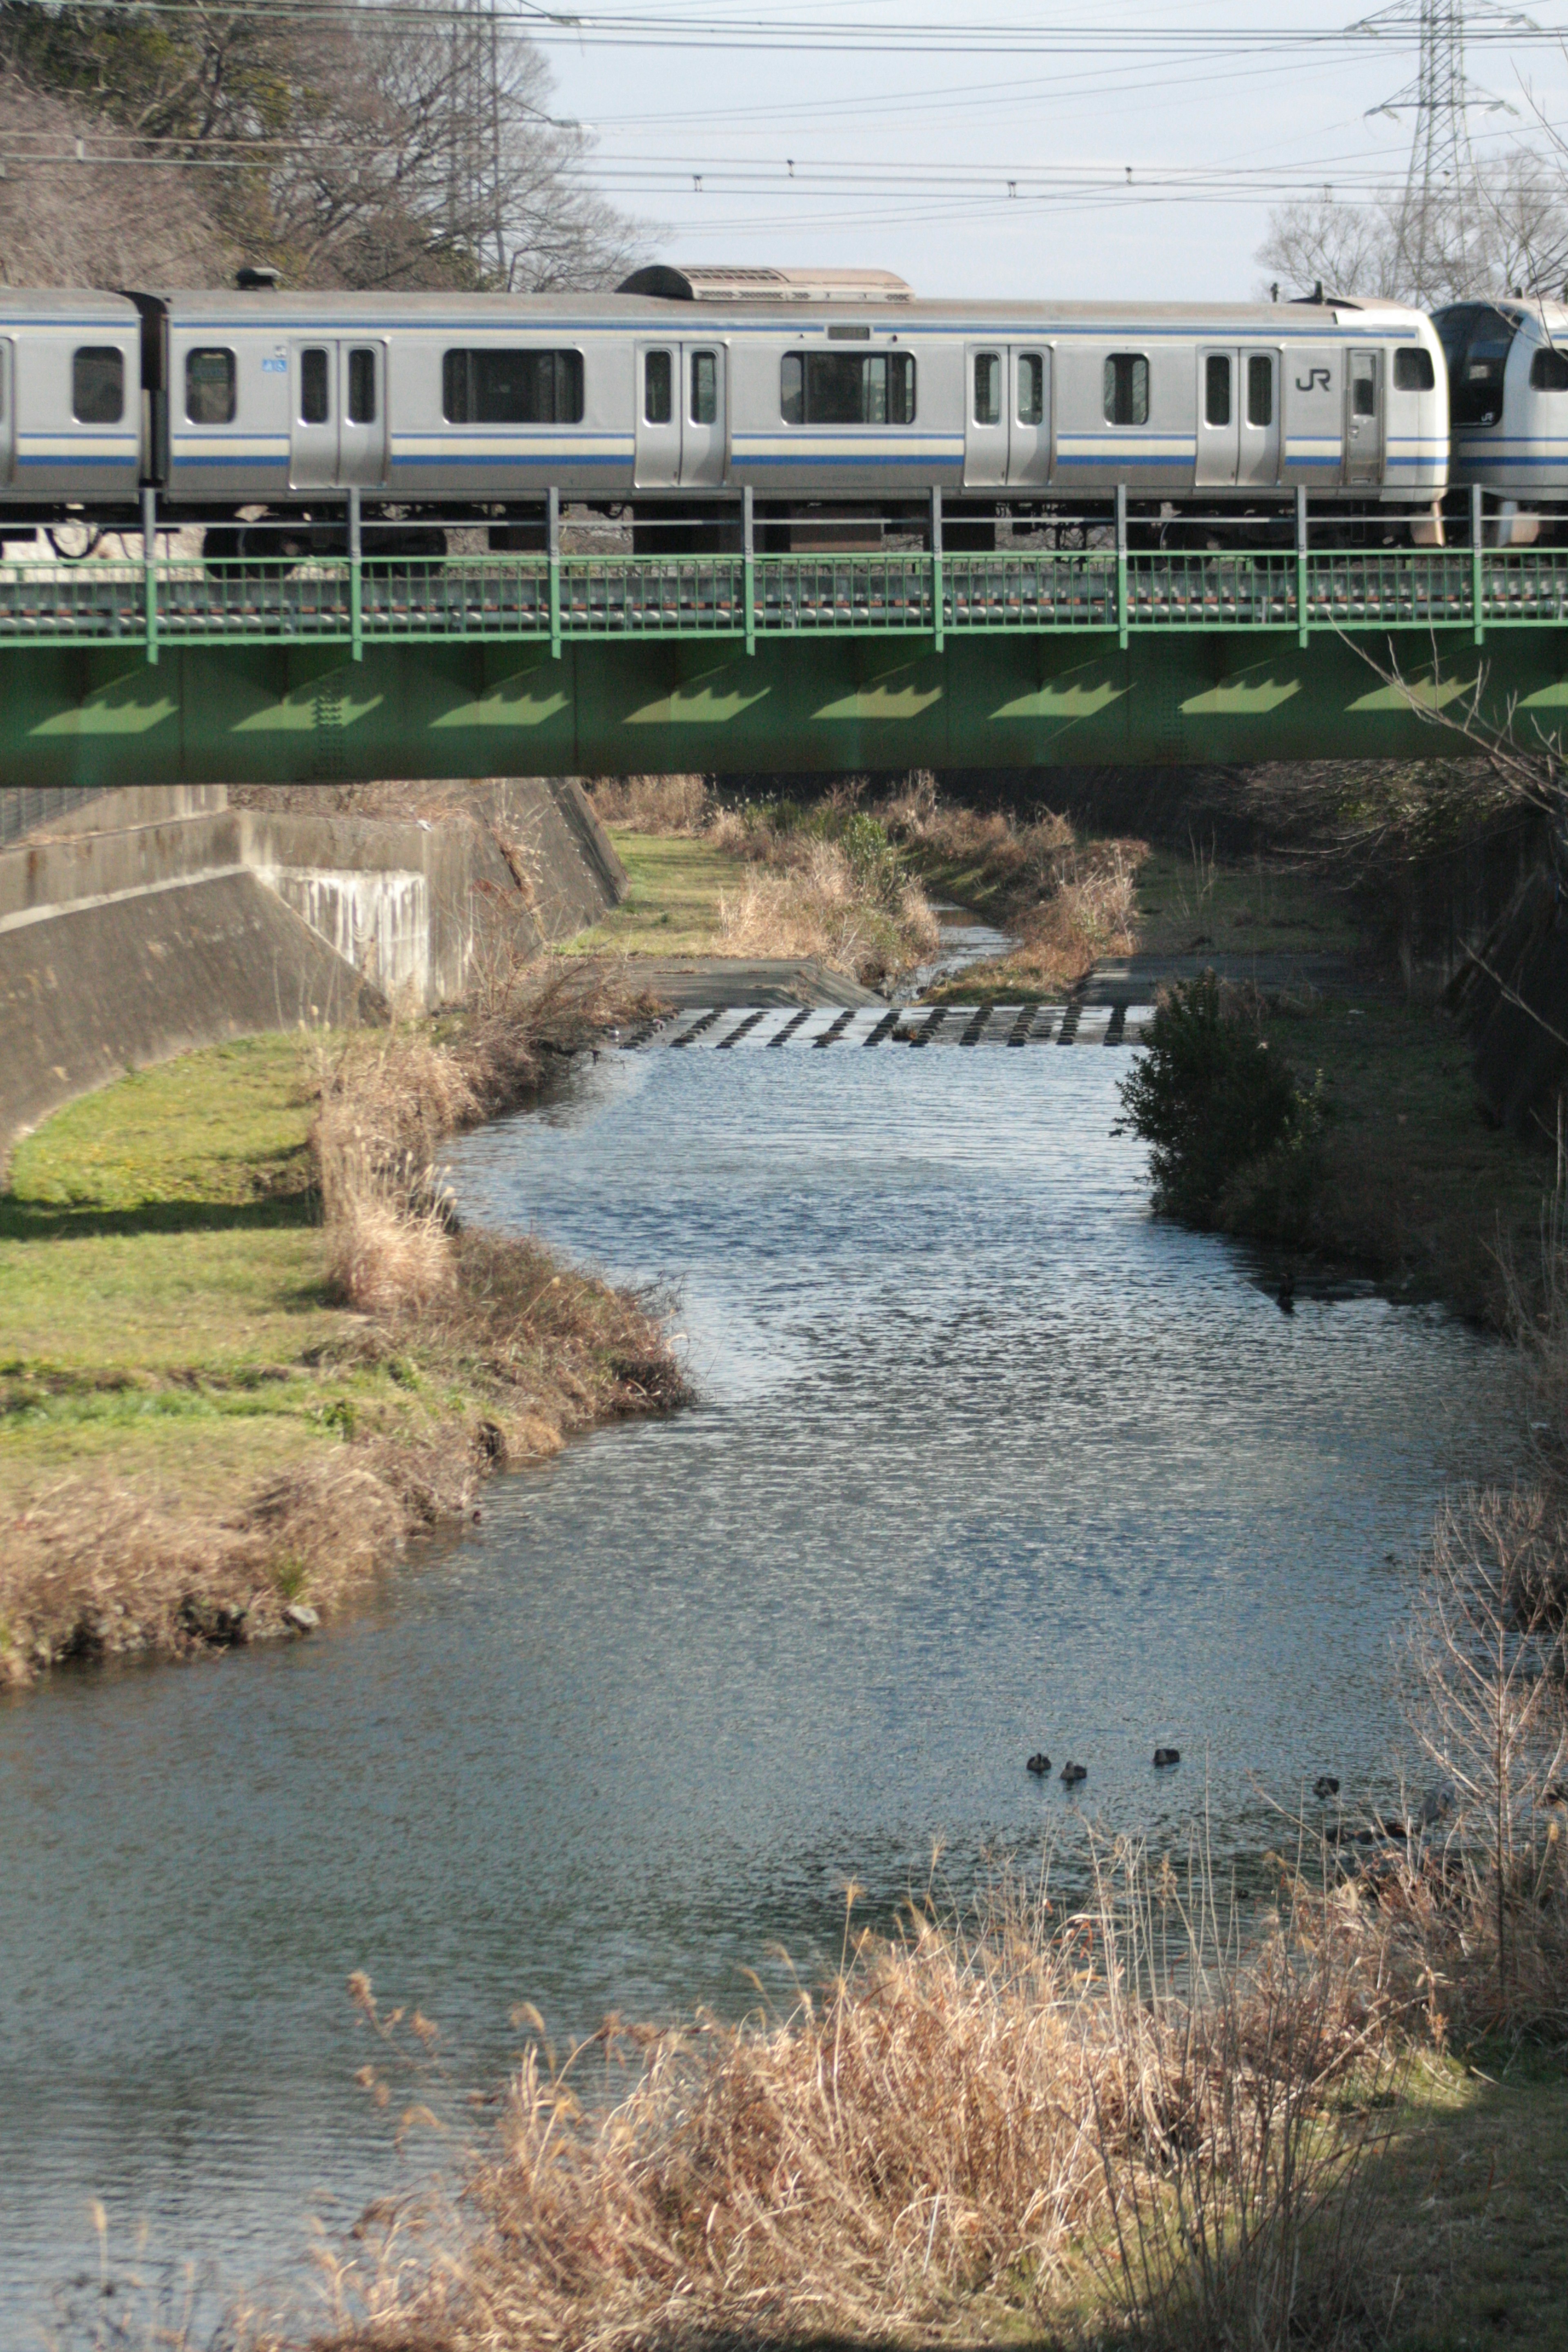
[
  {"left": 690, "top": 350, "right": 718, "bottom": 425},
  {"left": 72, "top": 347, "right": 124, "bottom": 425},
  {"left": 644, "top": 350, "right": 673, "bottom": 425},
  {"left": 186, "top": 348, "right": 236, "bottom": 425},
  {"left": 347, "top": 348, "right": 377, "bottom": 425},
  {"left": 1104, "top": 353, "right": 1149, "bottom": 427},
  {"left": 1531, "top": 345, "right": 1568, "bottom": 390},
  {"left": 1018, "top": 354, "right": 1044, "bottom": 426},
  {"left": 1394, "top": 346, "right": 1435, "bottom": 392},
  {"left": 1448, "top": 306, "right": 1517, "bottom": 427},
  {"left": 973, "top": 353, "right": 1001, "bottom": 426},
  {"left": 1351, "top": 360, "right": 1377, "bottom": 419},
  {"left": 1205, "top": 356, "right": 1231, "bottom": 427},
  {"left": 300, "top": 348, "right": 330, "bottom": 425},
  {"left": 1247, "top": 355, "right": 1273, "bottom": 428},
  {"left": 780, "top": 351, "right": 915, "bottom": 425},
  {"left": 442, "top": 348, "right": 585, "bottom": 425}
]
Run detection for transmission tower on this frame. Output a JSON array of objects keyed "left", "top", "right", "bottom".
[
  {"left": 445, "top": 0, "right": 508, "bottom": 284},
  {"left": 1359, "top": 0, "right": 1530, "bottom": 301}
]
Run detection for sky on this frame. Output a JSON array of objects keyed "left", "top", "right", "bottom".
[{"left": 519, "top": 0, "right": 1568, "bottom": 298}]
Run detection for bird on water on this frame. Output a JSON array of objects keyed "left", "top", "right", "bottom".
[
  {"left": 1314, "top": 1775, "right": 1340, "bottom": 1800},
  {"left": 1026, "top": 1753, "right": 1051, "bottom": 1776},
  {"left": 1060, "top": 1762, "right": 1087, "bottom": 1786},
  {"left": 1153, "top": 1747, "right": 1180, "bottom": 1768}
]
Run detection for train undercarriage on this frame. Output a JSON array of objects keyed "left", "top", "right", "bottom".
[{"left": 0, "top": 491, "right": 1544, "bottom": 564}]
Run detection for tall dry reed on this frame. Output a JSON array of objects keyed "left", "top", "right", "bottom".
[
  {"left": 301, "top": 1846, "right": 1398, "bottom": 2352},
  {"left": 588, "top": 775, "right": 712, "bottom": 833},
  {"left": 715, "top": 831, "right": 938, "bottom": 987},
  {"left": 879, "top": 774, "right": 1145, "bottom": 992}
]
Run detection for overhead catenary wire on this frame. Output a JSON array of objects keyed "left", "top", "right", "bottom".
[{"left": 16, "top": 0, "right": 1568, "bottom": 54}]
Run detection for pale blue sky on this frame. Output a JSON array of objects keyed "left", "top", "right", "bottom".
[{"left": 524, "top": 0, "right": 1568, "bottom": 297}]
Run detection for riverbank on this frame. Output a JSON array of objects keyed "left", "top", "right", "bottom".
[
  {"left": 272, "top": 1853, "right": 1568, "bottom": 2352},
  {"left": 572, "top": 777, "right": 939, "bottom": 986},
  {"left": 0, "top": 966, "right": 686, "bottom": 1689}
]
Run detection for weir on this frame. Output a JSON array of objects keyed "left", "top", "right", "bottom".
[{"left": 3, "top": 539, "right": 1568, "bottom": 782}]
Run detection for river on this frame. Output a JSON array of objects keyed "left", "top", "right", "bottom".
[{"left": 0, "top": 1038, "right": 1519, "bottom": 2330}]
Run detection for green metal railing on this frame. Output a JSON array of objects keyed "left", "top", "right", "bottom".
[{"left": 3, "top": 546, "right": 1567, "bottom": 661}]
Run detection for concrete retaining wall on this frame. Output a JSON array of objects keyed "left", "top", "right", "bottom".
[
  {"left": 0, "top": 777, "right": 626, "bottom": 1161},
  {"left": 0, "top": 871, "right": 385, "bottom": 1152}
]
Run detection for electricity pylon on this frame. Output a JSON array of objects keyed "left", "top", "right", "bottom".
[{"left": 1356, "top": 0, "right": 1532, "bottom": 301}]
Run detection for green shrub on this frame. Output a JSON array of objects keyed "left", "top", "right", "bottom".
[{"left": 1117, "top": 973, "right": 1317, "bottom": 1227}]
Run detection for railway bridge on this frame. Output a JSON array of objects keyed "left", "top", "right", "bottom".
[{"left": 4, "top": 510, "right": 1568, "bottom": 786}]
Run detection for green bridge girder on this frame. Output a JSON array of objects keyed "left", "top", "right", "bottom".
[{"left": 2, "top": 547, "right": 1567, "bottom": 783}]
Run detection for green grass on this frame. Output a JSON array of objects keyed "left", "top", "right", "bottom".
[
  {"left": 559, "top": 832, "right": 748, "bottom": 957},
  {"left": 1133, "top": 842, "right": 1362, "bottom": 958},
  {"left": 0, "top": 1034, "right": 460, "bottom": 1506},
  {"left": 1377, "top": 2052, "right": 1568, "bottom": 2351},
  {"left": 1233, "top": 991, "right": 1552, "bottom": 1318}
]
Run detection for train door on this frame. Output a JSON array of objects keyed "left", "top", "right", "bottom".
[
  {"left": 1345, "top": 350, "right": 1382, "bottom": 485},
  {"left": 1237, "top": 349, "right": 1281, "bottom": 487},
  {"left": 339, "top": 342, "right": 386, "bottom": 488},
  {"left": 1196, "top": 350, "right": 1238, "bottom": 487},
  {"left": 1009, "top": 348, "right": 1051, "bottom": 486},
  {"left": 0, "top": 339, "right": 11, "bottom": 490},
  {"left": 635, "top": 345, "right": 726, "bottom": 488},
  {"left": 290, "top": 342, "right": 337, "bottom": 488},
  {"left": 289, "top": 341, "right": 386, "bottom": 489},
  {"left": 681, "top": 344, "right": 726, "bottom": 487},
  {"left": 964, "top": 346, "right": 1009, "bottom": 486},
  {"left": 635, "top": 343, "right": 679, "bottom": 487}
]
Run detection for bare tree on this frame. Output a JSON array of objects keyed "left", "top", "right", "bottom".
[
  {"left": 0, "top": 74, "right": 234, "bottom": 286},
  {"left": 1256, "top": 194, "right": 1404, "bottom": 300},
  {"left": 0, "top": 0, "right": 645, "bottom": 292},
  {"left": 1257, "top": 149, "right": 1568, "bottom": 304}
]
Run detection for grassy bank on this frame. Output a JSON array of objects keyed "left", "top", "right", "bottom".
[
  {"left": 570, "top": 777, "right": 939, "bottom": 987},
  {"left": 0, "top": 976, "right": 686, "bottom": 1688}
]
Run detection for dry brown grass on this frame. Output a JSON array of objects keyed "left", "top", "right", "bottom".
[
  {"left": 588, "top": 775, "right": 713, "bottom": 833},
  {"left": 713, "top": 831, "right": 939, "bottom": 988},
  {"left": 290, "top": 1849, "right": 1401, "bottom": 2352},
  {"left": 879, "top": 776, "right": 1145, "bottom": 996},
  {"left": 880, "top": 771, "right": 1079, "bottom": 911},
  {"left": 1348, "top": 1485, "right": 1568, "bottom": 2052}
]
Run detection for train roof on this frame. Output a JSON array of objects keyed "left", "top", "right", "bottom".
[
  {"left": 137, "top": 287, "right": 1432, "bottom": 333},
  {"left": 1441, "top": 296, "right": 1568, "bottom": 338},
  {"left": 0, "top": 286, "right": 140, "bottom": 319},
  {"left": 619, "top": 265, "right": 913, "bottom": 302}
]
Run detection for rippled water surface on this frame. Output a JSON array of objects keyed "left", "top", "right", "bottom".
[{"left": 0, "top": 1044, "right": 1518, "bottom": 2327}]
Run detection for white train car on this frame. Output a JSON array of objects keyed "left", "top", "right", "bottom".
[
  {"left": 1, "top": 270, "right": 1448, "bottom": 544},
  {"left": 0, "top": 288, "right": 143, "bottom": 516},
  {"left": 1433, "top": 297, "right": 1568, "bottom": 538}
]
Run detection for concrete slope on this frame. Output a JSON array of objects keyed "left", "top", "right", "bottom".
[{"left": 0, "top": 870, "right": 383, "bottom": 1158}]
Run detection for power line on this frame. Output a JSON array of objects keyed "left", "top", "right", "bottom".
[{"left": 16, "top": 0, "right": 1568, "bottom": 54}]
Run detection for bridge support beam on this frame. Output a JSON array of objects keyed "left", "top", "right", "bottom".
[{"left": 2, "top": 627, "right": 1564, "bottom": 787}]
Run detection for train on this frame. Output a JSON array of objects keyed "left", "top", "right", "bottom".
[
  {"left": 0, "top": 264, "right": 1465, "bottom": 554},
  {"left": 1434, "top": 296, "right": 1568, "bottom": 542}
]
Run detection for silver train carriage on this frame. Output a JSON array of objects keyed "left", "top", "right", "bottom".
[
  {"left": 1434, "top": 296, "right": 1568, "bottom": 541},
  {"left": 0, "top": 269, "right": 1448, "bottom": 549}
]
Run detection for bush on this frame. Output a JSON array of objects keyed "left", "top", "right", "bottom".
[{"left": 1118, "top": 973, "right": 1316, "bottom": 1227}]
